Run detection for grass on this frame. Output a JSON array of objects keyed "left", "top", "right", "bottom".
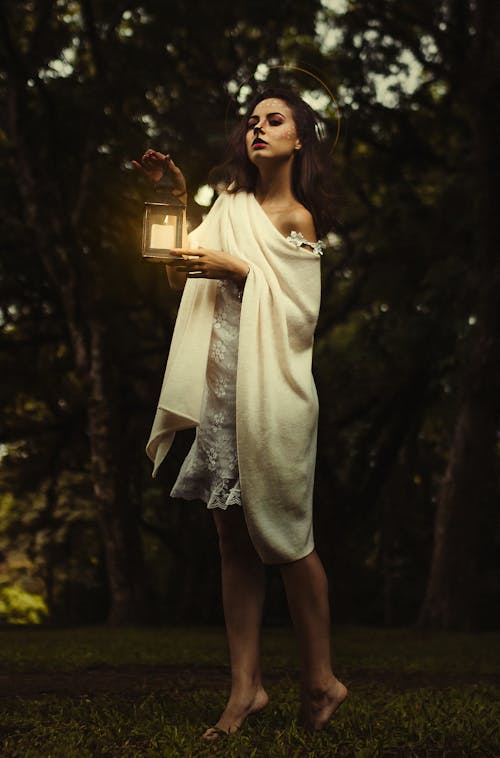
[{"left": 0, "top": 625, "right": 499, "bottom": 757}]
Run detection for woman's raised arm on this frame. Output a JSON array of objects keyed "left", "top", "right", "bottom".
[{"left": 132, "top": 150, "right": 188, "bottom": 290}]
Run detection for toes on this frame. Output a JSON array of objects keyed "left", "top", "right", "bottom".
[
  {"left": 202, "top": 725, "right": 230, "bottom": 742},
  {"left": 202, "top": 687, "right": 268, "bottom": 741}
]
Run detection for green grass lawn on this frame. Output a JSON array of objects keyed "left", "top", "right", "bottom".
[{"left": 0, "top": 625, "right": 499, "bottom": 757}]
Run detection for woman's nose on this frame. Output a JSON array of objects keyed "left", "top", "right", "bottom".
[{"left": 253, "top": 124, "right": 262, "bottom": 135}]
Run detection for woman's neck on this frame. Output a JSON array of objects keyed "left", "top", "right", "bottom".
[{"left": 254, "top": 159, "right": 295, "bottom": 207}]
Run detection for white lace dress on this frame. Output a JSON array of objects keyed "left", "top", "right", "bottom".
[
  {"left": 170, "top": 232, "right": 324, "bottom": 511},
  {"left": 170, "top": 278, "right": 243, "bottom": 509}
]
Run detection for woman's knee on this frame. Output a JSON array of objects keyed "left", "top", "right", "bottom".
[{"left": 213, "top": 507, "right": 255, "bottom": 559}]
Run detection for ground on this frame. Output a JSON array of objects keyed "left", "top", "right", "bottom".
[
  {"left": 2, "top": 663, "right": 499, "bottom": 698},
  {"left": 1, "top": 625, "right": 499, "bottom": 756}
]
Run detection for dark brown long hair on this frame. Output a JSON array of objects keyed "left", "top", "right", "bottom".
[{"left": 208, "top": 87, "right": 338, "bottom": 238}]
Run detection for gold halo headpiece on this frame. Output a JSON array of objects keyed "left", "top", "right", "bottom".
[{"left": 225, "top": 62, "right": 341, "bottom": 154}]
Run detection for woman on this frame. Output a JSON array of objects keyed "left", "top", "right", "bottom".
[{"left": 134, "top": 88, "right": 347, "bottom": 740}]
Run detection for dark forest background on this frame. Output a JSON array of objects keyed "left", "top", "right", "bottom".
[{"left": 0, "top": 0, "right": 499, "bottom": 630}]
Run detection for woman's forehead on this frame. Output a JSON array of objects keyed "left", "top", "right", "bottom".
[{"left": 249, "top": 98, "right": 293, "bottom": 117}]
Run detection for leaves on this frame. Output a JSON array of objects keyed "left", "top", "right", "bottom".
[{"left": 0, "top": 0, "right": 498, "bottom": 626}]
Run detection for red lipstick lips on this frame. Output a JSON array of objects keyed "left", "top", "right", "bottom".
[{"left": 252, "top": 136, "right": 268, "bottom": 148}]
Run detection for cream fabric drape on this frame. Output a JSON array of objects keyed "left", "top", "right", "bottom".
[{"left": 146, "top": 190, "right": 321, "bottom": 564}]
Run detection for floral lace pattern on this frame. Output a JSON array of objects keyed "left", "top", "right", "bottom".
[
  {"left": 286, "top": 230, "right": 325, "bottom": 256},
  {"left": 170, "top": 279, "right": 242, "bottom": 510}
]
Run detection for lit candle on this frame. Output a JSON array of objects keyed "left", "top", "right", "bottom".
[{"left": 150, "top": 217, "right": 175, "bottom": 249}]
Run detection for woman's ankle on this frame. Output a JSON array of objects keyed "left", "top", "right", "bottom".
[
  {"left": 301, "top": 671, "right": 344, "bottom": 693},
  {"left": 230, "top": 668, "right": 262, "bottom": 688}
]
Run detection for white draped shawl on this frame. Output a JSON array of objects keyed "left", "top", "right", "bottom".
[{"left": 146, "top": 190, "right": 321, "bottom": 564}]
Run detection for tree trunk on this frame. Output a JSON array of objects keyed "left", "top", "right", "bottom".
[
  {"left": 418, "top": 346, "right": 499, "bottom": 629},
  {"left": 3, "top": 61, "right": 153, "bottom": 625},
  {"left": 87, "top": 317, "right": 153, "bottom": 625},
  {"left": 418, "top": 0, "right": 500, "bottom": 629}
]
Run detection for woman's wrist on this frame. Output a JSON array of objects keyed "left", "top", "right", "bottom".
[
  {"left": 171, "top": 187, "right": 188, "bottom": 204},
  {"left": 156, "top": 175, "right": 187, "bottom": 204},
  {"left": 233, "top": 261, "right": 249, "bottom": 287}
]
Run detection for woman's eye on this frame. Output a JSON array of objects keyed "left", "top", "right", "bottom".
[
  {"left": 269, "top": 119, "right": 283, "bottom": 126},
  {"left": 247, "top": 121, "right": 258, "bottom": 130}
]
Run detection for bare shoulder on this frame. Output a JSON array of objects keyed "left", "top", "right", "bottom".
[{"left": 288, "top": 204, "right": 317, "bottom": 242}]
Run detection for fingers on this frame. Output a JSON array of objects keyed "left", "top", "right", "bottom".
[
  {"left": 170, "top": 252, "right": 203, "bottom": 274},
  {"left": 142, "top": 149, "right": 166, "bottom": 161},
  {"left": 132, "top": 160, "right": 150, "bottom": 176},
  {"left": 177, "top": 264, "right": 204, "bottom": 273},
  {"left": 141, "top": 150, "right": 178, "bottom": 172},
  {"left": 170, "top": 248, "right": 203, "bottom": 259},
  {"left": 185, "top": 271, "right": 225, "bottom": 279}
]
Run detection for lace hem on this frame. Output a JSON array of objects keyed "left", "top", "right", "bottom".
[{"left": 171, "top": 477, "right": 242, "bottom": 510}]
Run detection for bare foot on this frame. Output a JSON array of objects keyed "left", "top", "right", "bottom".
[
  {"left": 202, "top": 684, "right": 269, "bottom": 742},
  {"left": 298, "top": 676, "right": 348, "bottom": 731}
]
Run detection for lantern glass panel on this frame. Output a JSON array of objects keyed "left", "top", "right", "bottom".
[{"left": 142, "top": 201, "right": 184, "bottom": 262}]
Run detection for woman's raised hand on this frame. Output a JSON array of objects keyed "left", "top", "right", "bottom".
[{"left": 132, "top": 149, "right": 187, "bottom": 200}]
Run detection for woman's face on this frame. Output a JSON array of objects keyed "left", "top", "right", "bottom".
[{"left": 245, "top": 98, "right": 301, "bottom": 164}]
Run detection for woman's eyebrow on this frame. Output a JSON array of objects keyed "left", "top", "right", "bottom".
[{"left": 248, "top": 112, "right": 286, "bottom": 121}]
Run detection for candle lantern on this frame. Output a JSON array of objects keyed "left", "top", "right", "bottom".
[{"left": 141, "top": 197, "right": 185, "bottom": 263}]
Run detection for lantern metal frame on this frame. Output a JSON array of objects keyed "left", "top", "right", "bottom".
[{"left": 141, "top": 197, "right": 185, "bottom": 263}]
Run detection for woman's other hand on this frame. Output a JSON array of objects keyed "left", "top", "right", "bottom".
[
  {"left": 132, "top": 150, "right": 187, "bottom": 202},
  {"left": 167, "top": 247, "right": 250, "bottom": 286}
]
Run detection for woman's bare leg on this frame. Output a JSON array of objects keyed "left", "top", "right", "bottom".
[
  {"left": 280, "top": 549, "right": 347, "bottom": 730},
  {"left": 203, "top": 506, "right": 269, "bottom": 740}
]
